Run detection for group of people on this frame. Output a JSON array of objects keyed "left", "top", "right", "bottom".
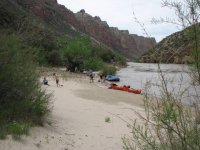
[
  {"left": 43, "top": 73, "right": 61, "bottom": 87},
  {"left": 43, "top": 70, "right": 104, "bottom": 85},
  {"left": 89, "top": 70, "right": 105, "bottom": 83}
]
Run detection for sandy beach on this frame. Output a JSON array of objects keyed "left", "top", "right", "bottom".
[{"left": 0, "top": 73, "right": 144, "bottom": 150}]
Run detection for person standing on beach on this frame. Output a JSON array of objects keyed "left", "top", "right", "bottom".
[
  {"left": 90, "top": 73, "right": 94, "bottom": 83},
  {"left": 89, "top": 70, "right": 94, "bottom": 83},
  {"left": 56, "top": 75, "right": 60, "bottom": 87},
  {"left": 99, "top": 74, "right": 103, "bottom": 82}
]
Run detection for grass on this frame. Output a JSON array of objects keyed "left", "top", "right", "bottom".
[
  {"left": 8, "top": 122, "right": 29, "bottom": 139},
  {"left": 0, "top": 121, "right": 29, "bottom": 140},
  {"left": 105, "top": 117, "right": 111, "bottom": 123}
]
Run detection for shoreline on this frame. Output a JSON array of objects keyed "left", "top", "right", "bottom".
[{"left": 0, "top": 72, "right": 144, "bottom": 150}]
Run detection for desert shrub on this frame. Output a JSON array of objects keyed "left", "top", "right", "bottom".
[
  {"left": 93, "top": 47, "right": 126, "bottom": 66},
  {"left": 22, "top": 26, "right": 60, "bottom": 65},
  {"left": 105, "top": 117, "right": 111, "bottom": 123},
  {"left": 0, "top": 32, "right": 51, "bottom": 138},
  {"left": 123, "top": 76, "right": 200, "bottom": 150},
  {"left": 7, "top": 121, "right": 29, "bottom": 139},
  {"left": 45, "top": 50, "right": 62, "bottom": 66},
  {"left": 101, "top": 65, "right": 117, "bottom": 76},
  {"left": 114, "top": 54, "right": 126, "bottom": 66},
  {"left": 96, "top": 47, "right": 115, "bottom": 63}
]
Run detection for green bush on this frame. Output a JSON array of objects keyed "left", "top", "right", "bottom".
[
  {"left": 0, "top": 32, "right": 51, "bottom": 137},
  {"left": 61, "top": 36, "right": 92, "bottom": 71},
  {"left": 46, "top": 50, "right": 62, "bottom": 66},
  {"left": 61, "top": 36, "right": 126, "bottom": 72},
  {"left": 95, "top": 47, "right": 115, "bottom": 63},
  {"left": 22, "top": 25, "right": 60, "bottom": 65},
  {"left": 101, "top": 65, "right": 117, "bottom": 76},
  {"left": 123, "top": 80, "right": 200, "bottom": 150},
  {"left": 114, "top": 54, "right": 126, "bottom": 66},
  {"left": 0, "top": 126, "right": 6, "bottom": 139},
  {"left": 82, "top": 58, "right": 104, "bottom": 71},
  {"left": 7, "top": 121, "right": 29, "bottom": 139}
]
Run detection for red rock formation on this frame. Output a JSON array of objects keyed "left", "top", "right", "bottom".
[
  {"left": 25, "top": 0, "right": 82, "bottom": 31},
  {"left": 75, "top": 10, "right": 156, "bottom": 58},
  {"left": 24, "top": 0, "right": 156, "bottom": 58}
]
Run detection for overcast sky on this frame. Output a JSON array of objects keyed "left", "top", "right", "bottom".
[{"left": 57, "top": 0, "right": 182, "bottom": 42}]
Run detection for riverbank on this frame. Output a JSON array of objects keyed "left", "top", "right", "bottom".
[{"left": 0, "top": 71, "right": 144, "bottom": 150}]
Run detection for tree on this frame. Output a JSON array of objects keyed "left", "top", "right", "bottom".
[{"left": 61, "top": 36, "right": 92, "bottom": 72}]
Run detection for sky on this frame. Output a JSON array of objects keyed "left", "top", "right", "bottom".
[{"left": 57, "top": 0, "right": 182, "bottom": 42}]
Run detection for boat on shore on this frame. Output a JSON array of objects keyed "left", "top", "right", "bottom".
[
  {"left": 106, "top": 75, "right": 120, "bottom": 81},
  {"left": 109, "top": 83, "right": 141, "bottom": 94}
]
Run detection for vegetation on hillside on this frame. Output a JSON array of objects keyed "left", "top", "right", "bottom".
[{"left": 140, "top": 24, "right": 199, "bottom": 64}]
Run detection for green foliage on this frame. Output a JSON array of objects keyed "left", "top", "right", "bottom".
[
  {"left": 186, "top": 24, "right": 200, "bottom": 83},
  {"left": 92, "top": 46, "right": 126, "bottom": 65},
  {"left": 24, "top": 28, "right": 58, "bottom": 51},
  {"left": 21, "top": 24, "right": 62, "bottom": 65},
  {"left": 114, "top": 54, "right": 127, "bottom": 66},
  {"left": 105, "top": 117, "right": 111, "bottom": 123},
  {"left": 0, "top": 126, "right": 7, "bottom": 139},
  {"left": 7, "top": 122, "right": 29, "bottom": 139},
  {"left": 61, "top": 36, "right": 126, "bottom": 72},
  {"left": 83, "top": 58, "right": 104, "bottom": 71},
  {"left": 61, "top": 36, "right": 92, "bottom": 71},
  {"left": 0, "top": 0, "right": 26, "bottom": 28},
  {"left": 46, "top": 50, "right": 63, "bottom": 66},
  {"left": 0, "top": 32, "right": 51, "bottom": 138},
  {"left": 101, "top": 66, "right": 117, "bottom": 76},
  {"left": 95, "top": 47, "right": 115, "bottom": 62}
]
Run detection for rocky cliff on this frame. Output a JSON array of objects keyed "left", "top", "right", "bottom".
[
  {"left": 22, "top": 0, "right": 156, "bottom": 58},
  {"left": 75, "top": 10, "right": 156, "bottom": 58},
  {"left": 24, "top": 0, "right": 82, "bottom": 36}
]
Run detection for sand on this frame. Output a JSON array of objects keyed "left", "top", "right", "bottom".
[{"left": 0, "top": 75, "right": 145, "bottom": 150}]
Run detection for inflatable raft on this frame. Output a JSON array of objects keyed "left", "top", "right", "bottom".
[
  {"left": 109, "top": 84, "right": 141, "bottom": 94},
  {"left": 106, "top": 75, "right": 120, "bottom": 81}
]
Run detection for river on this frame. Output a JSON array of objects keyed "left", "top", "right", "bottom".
[{"left": 117, "top": 62, "right": 200, "bottom": 104}]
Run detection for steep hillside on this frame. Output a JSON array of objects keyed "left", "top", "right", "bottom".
[
  {"left": 19, "top": 0, "right": 156, "bottom": 59},
  {"left": 0, "top": 0, "right": 82, "bottom": 36},
  {"left": 0, "top": 0, "right": 156, "bottom": 59},
  {"left": 22, "top": 0, "right": 81, "bottom": 36},
  {"left": 140, "top": 27, "right": 196, "bottom": 64}
]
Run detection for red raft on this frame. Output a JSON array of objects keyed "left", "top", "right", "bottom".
[{"left": 109, "top": 84, "right": 142, "bottom": 94}]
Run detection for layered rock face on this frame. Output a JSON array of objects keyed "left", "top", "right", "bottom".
[
  {"left": 25, "top": 0, "right": 83, "bottom": 33},
  {"left": 75, "top": 10, "right": 156, "bottom": 58},
  {"left": 24, "top": 0, "right": 156, "bottom": 58}
]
